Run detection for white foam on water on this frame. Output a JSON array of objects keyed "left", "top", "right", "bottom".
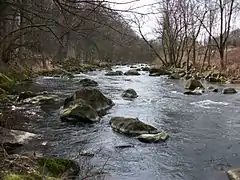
[
  {"left": 171, "top": 91, "right": 182, "bottom": 95},
  {"left": 190, "top": 100, "right": 229, "bottom": 109}
]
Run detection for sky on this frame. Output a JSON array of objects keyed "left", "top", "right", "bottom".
[
  {"left": 110, "top": 0, "right": 240, "bottom": 41},
  {"left": 110, "top": 0, "right": 157, "bottom": 38}
]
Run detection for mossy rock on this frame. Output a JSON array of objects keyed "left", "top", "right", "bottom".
[
  {"left": 37, "top": 157, "right": 79, "bottom": 178},
  {"left": 60, "top": 103, "right": 99, "bottom": 123},
  {"left": 3, "top": 173, "right": 42, "bottom": 180},
  {"left": 2, "top": 156, "right": 79, "bottom": 180},
  {"left": 110, "top": 117, "right": 159, "bottom": 136},
  {"left": 0, "top": 73, "right": 14, "bottom": 92},
  {"left": 0, "top": 87, "right": 6, "bottom": 95},
  {"left": 72, "top": 88, "right": 114, "bottom": 114}
]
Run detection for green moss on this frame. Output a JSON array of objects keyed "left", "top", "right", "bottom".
[
  {"left": 2, "top": 158, "right": 77, "bottom": 180},
  {"left": 37, "top": 157, "right": 75, "bottom": 177},
  {"left": 3, "top": 173, "right": 43, "bottom": 180}
]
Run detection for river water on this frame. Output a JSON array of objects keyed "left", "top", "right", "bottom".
[{"left": 7, "top": 65, "right": 240, "bottom": 180}]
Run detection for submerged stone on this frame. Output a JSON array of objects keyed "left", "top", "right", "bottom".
[{"left": 122, "top": 89, "right": 138, "bottom": 99}]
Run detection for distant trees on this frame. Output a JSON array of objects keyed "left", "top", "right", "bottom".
[
  {"left": 135, "top": 0, "right": 239, "bottom": 71},
  {"left": 0, "top": 0, "right": 153, "bottom": 69}
]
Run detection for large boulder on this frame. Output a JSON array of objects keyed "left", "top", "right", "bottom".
[
  {"left": 73, "top": 88, "right": 114, "bottom": 113},
  {"left": 227, "top": 168, "right": 240, "bottom": 180},
  {"left": 60, "top": 102, "right": 99, "bottom": 123},
  {"left": 79, "top": 78, "right": 98, "bottom": 87},
  {"left": 109, "top": 117, "right": 159, "bottom": 136},
  {"left": 149, "top": 67, "right": 171, "bottom": 76},
  {"left": 137, "top": 131, "right": 169, "bottom": 143},
  {"left": 222, "top": 87, "right": 237, "bottom": 94},
  {"left": 61, "top": 88, "right": 114, "bottom": 123},
  {"left": 122, "top": 89, "right": 138, "bottom": 99},
  {"left": 105, "top": 71, "right": 123, "bottom": 76},
  {"left": 124, "top": 69, "right": 140, "bottom": 76},
  {"left": 184, "top": 79, "right": 204, "bottom": 91}
]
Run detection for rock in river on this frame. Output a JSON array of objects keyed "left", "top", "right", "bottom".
[
  {"left": 122, "top": 89, "right": 138, "bottom": 99},
  {"left": 222, "top": 87, "right": 237, "bottom": 94},
  {"left": 137, "top": 131, "right": 169, "bottom": 143},
  {"left": 18, "top": 91, "right": 59, "bottom": 105},
  {"left": 109, "top": 117, "right": 159, "bottom": 136},
  {"left": 79, "top": 78, "right": 98, "bottom": 87},
  {"left": 149, "top": 67, "right": 171, "bottom": 76},
  {"left": 105, "top": 71, "right": 123, "bottom": 76},
  {"left": 61, "top": 88, "right": 114, "bottom": 123},
  {"left": 60, "top": 102, "right": 99, "bottom": 123},
  {"left": 184, "top": 79, "right": 204, "bottom": 91},
  {"left": 227, "top": 168, "right": 240, "bottom": 180},
  {"left": 124, "top": 69, "right": 140, "bottom": 76}
]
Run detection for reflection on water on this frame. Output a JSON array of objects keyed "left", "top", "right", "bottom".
[{"left": 8, "top": 65, "right": 240, "bottom": 180}]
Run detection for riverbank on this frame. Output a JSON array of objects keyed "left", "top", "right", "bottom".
[
  {"left": 0, "top": 62, "right": 112, "bottom": 179},
  {"left": 0, "top": 63, "right": 239, "bottom": 180}
]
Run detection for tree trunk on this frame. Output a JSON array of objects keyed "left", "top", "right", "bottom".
[{"left": 219, "top": 46, "right": 225, "bottom": 70}]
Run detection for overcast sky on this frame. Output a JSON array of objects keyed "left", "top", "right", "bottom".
[
  {"left": 110, "top": 0, "right": 240, "bottom": 40},
  {"left": 110, "top": 0, "right": 157, "bottom": 38}
]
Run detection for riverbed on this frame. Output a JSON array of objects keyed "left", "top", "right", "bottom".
[{"left": 5, "top": 65, "right": 240, "bottom": 180}]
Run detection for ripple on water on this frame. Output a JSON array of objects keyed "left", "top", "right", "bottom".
[{"left": 190, "top": 100, "right": 230, "bottom": 109}]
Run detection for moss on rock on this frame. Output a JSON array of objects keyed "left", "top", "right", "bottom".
[{"left": 1, "top": 157, "right": 79, "bottom": 180}]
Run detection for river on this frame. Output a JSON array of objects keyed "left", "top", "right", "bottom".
[{"left": 6, "top": 65, "right": 240, "bottom": 180}]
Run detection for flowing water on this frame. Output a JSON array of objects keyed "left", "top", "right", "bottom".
[{"left": 5, "top": 65, "right": 240, "bottom": 180}]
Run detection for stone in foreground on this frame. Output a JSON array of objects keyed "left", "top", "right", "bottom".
[
  {"left": 122, "top": 89, "right": 138, "bottom": 99},
  {"left": 109, "top": 117, "right": 159, "bottom": 136},
  {"left": 222, "top": 87, "right": 237, "bottom": 94},
  {"left": 184, "top": 79, "right": 204, "bottom": 91},
  {"left": 227, "top": 168, "right": 240, "bottom": 180},
  {"left": 137, "top": 131, "right": 169, "bottom": 143}
]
